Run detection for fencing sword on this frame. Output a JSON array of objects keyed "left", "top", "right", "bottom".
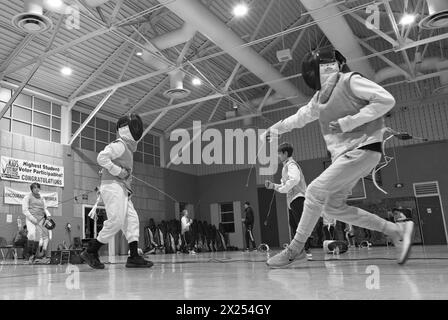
[{"left": 371, "top": 127, "right": 428, "bottom": 194}]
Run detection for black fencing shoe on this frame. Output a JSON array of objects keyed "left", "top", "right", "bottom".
[
  {"left": 126, "top": 255, "right": 154, "bottom": 268},
  {"left": 80, "top": 250, "right": 105, "bottom": 269}
]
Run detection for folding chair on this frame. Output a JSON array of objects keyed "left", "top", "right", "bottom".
[{"left": 0, "top": 237, "right": 18, "bottom": 260}]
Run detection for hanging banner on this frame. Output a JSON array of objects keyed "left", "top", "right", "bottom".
[
  {"left": 4, "top": 186, "right": 59, "bottom": 208},
  {"left": 0, "top": 156, "right": 64, "bottom": 187}
]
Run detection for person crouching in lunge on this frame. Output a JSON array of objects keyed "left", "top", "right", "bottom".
[{"left": 80, "top": 113, "right": 153, "bottom": 269}]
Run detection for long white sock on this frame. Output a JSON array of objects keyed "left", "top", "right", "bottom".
[{"left": 43, "top": 238, "right": 49, "bottom": 251}]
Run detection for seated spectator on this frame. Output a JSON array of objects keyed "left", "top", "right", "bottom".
[
  {"left": 143, "top": 219, "right": 158, "bottom": 254},
  {"left": 344, "top": 223, "right": 356, "bottom": 247},
  {"left": 392, "top": 208, "right": 408, "bottom": 222},
  {"left": 205, "top": 223, "right": 213, "bottom": 252},
  {"left": 14, "top": 225, "right": 29, "bottom": 259},
  {"left": 154, "top": 222, "right": 166, "bottom": 253},
  {"left": 200, "top": 221, "right": 208, "bottom": 250},
  {"left": 322, "top": 214, "right": 336, "bottom": 241},
  {"left": 217, "top": 224, "right": 227, "bottom": 251},
  {"left": 191, "top": 219, "right": 199, "bottom": 252}
]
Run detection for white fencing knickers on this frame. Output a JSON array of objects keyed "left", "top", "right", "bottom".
[
  {"left": 294, "top": 149, "right": 393, "bottom": 243},
  {"left": 26, "top": 218, "right": 49, "bottom": 242},
  {"left": 97, "top": 181, "right": 139, "bottom": 244}
]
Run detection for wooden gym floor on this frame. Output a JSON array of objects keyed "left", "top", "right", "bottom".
[{"left": 0, "top": 245, "right": 447, "bottom": 300}]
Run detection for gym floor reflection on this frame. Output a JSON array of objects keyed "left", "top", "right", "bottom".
[{"left": 1, "top": 246, "right": 447, "bottom": 299}]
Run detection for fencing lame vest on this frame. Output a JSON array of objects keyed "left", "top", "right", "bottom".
[
  {"left": 100, "top": 138, "right": 134, "bottom": 192},
  {"left": 282, "top": 158, "right": 307, "bottom": 209},
  {"left": 26, "top": 194, "right": 46, "bottom": 220},
  {"left": 317, "top": 72, "right": 385, "bottom": 161}
]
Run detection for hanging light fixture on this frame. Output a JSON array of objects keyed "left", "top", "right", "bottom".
[{"left": 233, "top": 3, "right": 249, "bottom": 17}]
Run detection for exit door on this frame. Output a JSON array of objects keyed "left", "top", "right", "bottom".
[
  {"left": 416, "top": 196, "right": 447, "bottom": 245},
  {"left": 83, "top": 206, "right": 119, "bottom": 256}
]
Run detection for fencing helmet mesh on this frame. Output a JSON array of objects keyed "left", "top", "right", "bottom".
[
  {"left": 301, "top": 48, "right": 347, "bottom": 91},
  {"left": 44, "top": 218, "right": 56, "bottom": 230},
  {"left": 116, "top": 113, "right": 144, "bottom": 142}
]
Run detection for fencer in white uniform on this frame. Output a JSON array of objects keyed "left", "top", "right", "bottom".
[
  {"left": 80, "top": 113, "right": 153, "bottom": 269},
  {"left": 22, "top": 182, "right": 52, "bottom": 260},
  {"left": 262, "top": 48, "right": 414, "bottom": 268}
]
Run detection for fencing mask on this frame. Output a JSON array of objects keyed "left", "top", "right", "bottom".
[
  {"left": 301, "top": 48, "right": 347, "bottom": 91},
  {"left": 117, "top": 113, "right": 144, "bottom": 142},
  {"left": 44, "top": 218, "right": 56, "bottom": 230}
]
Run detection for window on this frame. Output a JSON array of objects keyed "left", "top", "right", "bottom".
[
  {"left": 220, "top": 203, "right": 235, "bottom": 233},
  {"left": 70, "top": 110, "right": 162, "bottom": 166},
  {"left": 0, "top": 89, "right": 61, "bottom": 143}
]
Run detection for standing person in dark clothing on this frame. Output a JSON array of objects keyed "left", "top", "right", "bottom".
[{"left": 242, "top": 201, "right": 257, "bottom": 251}]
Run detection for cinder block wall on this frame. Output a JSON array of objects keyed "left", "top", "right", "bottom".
[
  {"left": 0, "top": 130, "right": 193, "bottom": 252},
  {"left": 0, "top": 130, "right": 72, "bottom": 251}
]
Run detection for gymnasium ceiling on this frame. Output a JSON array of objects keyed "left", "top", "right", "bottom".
[{"left": 0, "top": 0, "right": 447, "bottom": 138}]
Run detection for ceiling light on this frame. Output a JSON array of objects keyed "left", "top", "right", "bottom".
[
  {"left": 192, "top": 77, "right": 202, "bottom": 86},
  {"left": 45, "top": 0, "right": 64, "bottom": 9},
  {"left": 233, "top": 3, "right": 248, "bottom": 17},
  {"left": 136, "top": 51, "right": 143, "bottom": 56},
  {"left": 61, "top": 66, "right": 72, "bottom": 76},
  {"left": 399, "top": 14, "right": 416, "bottom": 25}
]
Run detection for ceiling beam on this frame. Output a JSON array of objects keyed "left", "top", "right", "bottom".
[
  {"left": 140, "top": 107, "right": 170, "bottom": 141},
  {"left": 69, "top": 89, "right": 117, "bottom": 145},
  {"left": 164, "top": 100, "right": 207, "bottom": 134},
  {"left": 68, "top": 31, "right": 141, "bottom": 100},
  {"left": 0, "top": 34, "right": 36, "bottom": 80},
  {"left": 225, "top": 0, "right": 276, "bottom": 90},
  {"left": 0, "top": 28, "right": 112, "bottom": 78},
  {"left": 108, "top": 0, "right": 125, "bottom": 25},
  {"left": 395, "top": 33, "right": 448, "bottom": 51},
  {"left": 69, "top": 43, "right": 136, "bottom": 144},
  {"left": 126, "top": 76, "right": 170, "bottom": 114},
  {"left": 140, "top": 93, "right": 224, "bottom": 117},
  {"left": 0, "top": 16, "right": 64, "bottom": 120},
  {"left": 358, "top": 38, "right": 411, "bottom": 79},
  {"left": 341, "top": 4, "right": 398, "bottom": 47}
]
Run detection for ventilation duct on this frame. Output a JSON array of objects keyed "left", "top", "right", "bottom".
[
  {"left": 159, "top": 0, "right": 305, "bottom": 105},
  {"left": 413, "top": 181, "right": 439, "bottom": 197},
  {"left": 85, "top": 0, "right": 110, "bottom": 7},
  {"left": 164, "top": 70, "right": 191, "bottom": 99},
  {"left": 12, "top": 0, "right": 53, "bottom": 34},
  {"left": 141, "top": 23, "right": 196, "bottom": 99},
  {"left": 375, "top": 57, "right": 448, "bottom": 93},
  {"left": 419, "top": 0, "right": 448, "bottom": 29}
]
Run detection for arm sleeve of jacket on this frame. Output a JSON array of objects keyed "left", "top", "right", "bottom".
[
  {"left": 42, "top": 198, "right": 51, "bottom": 217},
  {"left": 267, "top": 95, "right": 320, "bottom": 136},
  {"left": 338, "top": 75, "right": 396, "bottom": 133},
  {"left": 22, "top": 194, "right": 33, "bottom": 220},
  {"left": 274, "top": 163, "right": 300, "bottom": 193},
  {"left": 97, "top": 141, "right": 126, "bottom": 176}
]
